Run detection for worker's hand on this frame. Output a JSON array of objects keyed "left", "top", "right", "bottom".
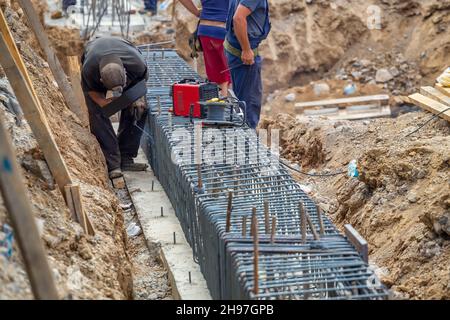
[
  {"left": 131, "top": 97, "right": 148, "bottom": 120},
  {"left": 241, "top": 49, "right": 255, "bottom": 65}
]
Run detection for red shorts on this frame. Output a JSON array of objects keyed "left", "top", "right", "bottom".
[{"left": 199, "top": 36, "right": 231, "bottom": 85}]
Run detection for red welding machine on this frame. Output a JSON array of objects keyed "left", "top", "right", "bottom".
[{"left": 171, "top": 79, "right": 219, "bottom": 118}]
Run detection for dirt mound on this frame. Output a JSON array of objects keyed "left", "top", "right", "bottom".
[
  {"left": 0, "top": 5, "right": 132, "bottom": 299},
  {"left": 261, "top": 0, "right": 449, "bottom": 93},
  {"left": 260, "top": 112, "right": 450, "bottom": 299},
  {"left": 174, "top": 0, "right": 449, "bottom": 97}
]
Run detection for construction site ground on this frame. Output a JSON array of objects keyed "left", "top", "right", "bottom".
[{"left": 0, "top": 0, "right": 449, "bottom": 300}]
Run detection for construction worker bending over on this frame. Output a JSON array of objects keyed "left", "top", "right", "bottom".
[
  {"left": 225, "top": 0, "right": 271, "bottom": 129},
  {"left": 179, "top": 0, "right": 231, "bottom": 96},
  {"left": 81, "top": 36, "right": 149, "bottom": 179}
]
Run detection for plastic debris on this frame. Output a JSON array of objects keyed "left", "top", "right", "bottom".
[
  {"left": 347, "top": 159, "right": 359, "bottom": 178},
  {"left": 0, "top": 224, "right": 14, "bottom": 259}
]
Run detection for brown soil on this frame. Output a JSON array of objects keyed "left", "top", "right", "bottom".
[
  {"left": 256, "top": 2, "right": 449, "bottom": 299},
  {"left": 260, "top": 112, "right": 450, "bottom": 299},
  {"left": 259, "top": 0, "right": 449, "bottom": 93},
  {"left": 0, "top": 3, "right": 171, "bottom": 299},
  {"left": 174, "top": 0, "right": 449, "bottom": 97}
]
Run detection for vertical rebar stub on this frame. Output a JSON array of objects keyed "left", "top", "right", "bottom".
[
  {"left": 317, "top": 205, "right": 325, "bottom": 236},
  {"left": 242, "top": 216, "right": 247, "bottom": 237},
  {"left": 225, "top": 191, "right": 233, "bottom": 232},
  {"left": 252, "top": 211, "right": 259, "bottom": 296},
  {"left": 299, "top": 202, "right": 307, "bottom": 244}
]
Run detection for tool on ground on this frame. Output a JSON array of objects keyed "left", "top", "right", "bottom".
[
  {"left": 192, "top": 97, "right": 247, "bottom": 127},
  {"left": 171, "top": 79, "right": 219, "bottom": 118}
]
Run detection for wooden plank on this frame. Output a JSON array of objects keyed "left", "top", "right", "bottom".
[
  {"left": 64, "top": 185, "right": 77, "bottom": 220},
  {"left": 330, "top": 106, "right": 391, "bottom": 121},
  {"left": 0, "top": 9, "right": 44, "bottom": 115},
  {"left": 303, "top": 107, "right": 339, "bottom": 116},
  {"left": 421, "top": 86, "right": 450, "bottom": 106},
  {"left": 295, "top": 94, "right": 390, "bottom": 110},
  {"left": 344, "top": 224, "right": 368, "bottom": 263},
  {"left": 409, "top": 93, "right": 450, "bottom": 122},
  {"left": 172, "top": 0, "right": 177, "bottom": 21},
  {"left": 70, "top": 185, "right": 95, "bottom": 236},
  {"left": 435, "top": 83, "right": 450, "bottom": 98},
  {"left": 298, "top": 106, "right": 391, "bottom": 121},
  {"left": 17, "top": 0, "right": 86, "bottom": 123},
  {"left": 0, "top": 113, "right": 59, "bottom": 300},
  {"left": 0, "top": 21, "right": 73, "bottom": 197},
  {"left": 66, "top": 56, "right": 89, "bottom": 126}
]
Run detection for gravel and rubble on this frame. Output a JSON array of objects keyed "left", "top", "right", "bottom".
[
  {"left": 260, "top": 112, "right": 450, "bottom": 299},
  {"left": 0, "top": 2, "right": 171, "bottom": 300}
]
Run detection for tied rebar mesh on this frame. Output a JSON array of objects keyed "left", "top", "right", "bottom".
[{"left": 138, "top": 47, "right": 389, "bottom": 300}]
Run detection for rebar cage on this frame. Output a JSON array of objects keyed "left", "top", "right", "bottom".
[{"left": 138, "top": 46, "right": 389, "bottom": 300}]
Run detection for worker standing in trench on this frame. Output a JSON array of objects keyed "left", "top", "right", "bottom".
[
  {"left": 81, "top": 36, "right": 149, "bottom": 179},
  {"left": 225, "top": 0, "right": 271, "bottom": 129},
  {"left": 178, "top": 0, "right": 232, "bottom": 97}
]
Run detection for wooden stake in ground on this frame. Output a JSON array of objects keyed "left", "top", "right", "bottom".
[
  {"left": 17, "top": 0, "right": 86, "bottom": 123},
  {"left": 0, "top": 112, "right": 59, "bottom": 300},
  {"left": 66, "top": 56, "right": 89, "bottom": 126},
  {"left": 0, "top": 11, "right": 94, "bottom": 234},
  {"left": 0, "top": 13, "right": 72, "bottom": 196}
]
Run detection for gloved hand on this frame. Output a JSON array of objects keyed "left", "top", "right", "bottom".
[{"left": 130, "top": 97, "right": 148, "bottom": 120}]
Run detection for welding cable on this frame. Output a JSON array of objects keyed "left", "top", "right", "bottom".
[
  {"left": 133, "top": 123, "right": 155, "bottom": 145},
  {"left": 279, "top": 160, "right": 346, "bottom": 177},
  {"left": 404, "top": 107, "right": 450, "bottom": 138}
]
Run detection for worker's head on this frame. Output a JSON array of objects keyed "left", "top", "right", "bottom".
[{"left": 99, "top": 55, "right": 126, "bottom": 99}]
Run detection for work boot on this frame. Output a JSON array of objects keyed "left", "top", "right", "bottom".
[
  {"left": 121, "top": 158, "right": 148, "bottom": 172},
  {"left": 109, "top": 168, "right": 123, "bottom": 179}
]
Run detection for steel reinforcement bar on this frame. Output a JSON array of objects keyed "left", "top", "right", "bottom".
[{"left": 139, "top": 47, "right": 388, "bottom": 300}]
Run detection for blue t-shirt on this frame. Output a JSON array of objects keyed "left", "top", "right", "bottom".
[
  {"left": 226, "top": 0, "right": 271, "bottom": 50},
  {"left": 200, "top": 0, "right": 229, "bottom": 22},
  {"left": 197, "top": 0, "right": 229, "bottom": 40}
]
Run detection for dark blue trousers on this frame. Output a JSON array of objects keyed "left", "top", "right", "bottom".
[
  {"left": 63, "top": 0, "right": 76, "bottom": 11},
  {"left": 144, "top": 0, "right": 158, "bottom": 12},
  {"left": 225, "top": 52, "right": 262, "bottom": 129}
]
